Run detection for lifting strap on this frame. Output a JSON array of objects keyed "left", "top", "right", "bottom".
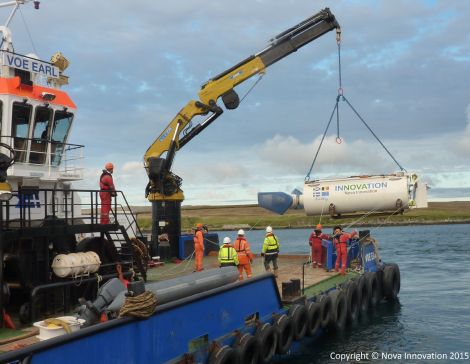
[{"left": 305, "top": 32, "right": 405, "bottom": 181}]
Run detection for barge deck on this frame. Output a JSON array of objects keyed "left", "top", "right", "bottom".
[{"left": 0, "top": 254, "right": 349, "bottom": 353}]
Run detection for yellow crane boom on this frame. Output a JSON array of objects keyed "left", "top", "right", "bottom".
[{"left": 144, "top": 8, "right": 340, "bottom": 256}]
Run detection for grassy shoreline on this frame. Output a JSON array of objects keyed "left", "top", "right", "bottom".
[{"left": 136, "top": 201, "right": 470, "bottom": 232}]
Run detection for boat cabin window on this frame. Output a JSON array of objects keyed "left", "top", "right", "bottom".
[
  {"left": 12, "top": 102, "right": 32, "bottom": 163},
  {"left": 15, "top": 69, "right": 32, "bottom": 86},
  {"left": 51, "top": 110, "right": 73, "bottom": 166},
  {"left": 29, "top": 106, "right": 52, "bottom": 164}
]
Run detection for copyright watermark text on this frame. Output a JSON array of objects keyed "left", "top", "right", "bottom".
[{"left": 330, "top": 351, "right": 470, "bottom": 361}]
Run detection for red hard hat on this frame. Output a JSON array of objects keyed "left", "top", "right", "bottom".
[
  {"left": 105, "top": 162, "right": 114, "bottom": 170},
  {"left": 316, "top": 223, "right": 322, "bottom": 230},
  {"left": 196, "top": 223, "right": 203, "bottom": 228}
]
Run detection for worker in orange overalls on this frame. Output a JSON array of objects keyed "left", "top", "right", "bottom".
[
  {"left": 99, "top": 162, "right": 116, "bottom": 224},
  {"left": 193, "top": 223, "right": 205, "bottom": 272},
  {"left": 333, "top": 225, "right": 358, "bottom": 275},
  {"left": 308, "top": 224, "right": 329, "bottom": 268},
  {"left": 233, "top": 229, "right": 254, "bottom": 280}
]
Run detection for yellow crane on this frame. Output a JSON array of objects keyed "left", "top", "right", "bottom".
[{"left": 144, "top": 8, "right": 340, "bottom": 256}]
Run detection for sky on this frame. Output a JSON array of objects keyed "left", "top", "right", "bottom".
[{"left": 4, "top": 0, "right": 470, "bottom": 206}]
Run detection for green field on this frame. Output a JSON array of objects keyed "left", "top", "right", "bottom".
[{"left": 136, "top": 201, "right": 470, "bottom": 232}]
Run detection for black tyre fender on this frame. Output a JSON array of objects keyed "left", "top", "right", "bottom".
[
  {"left": 305, "top": 301, "right": 321, "bottom": 337},
  {"left": 19, "top": 302, "right": 32, "bottom": 324},
  {"left": 209, "top": 345, "right": 237, "bottom": 364},
  {"left": 383, "top": 263, "right": 401, "bottom": 301},
  {"left": 274, "top": 314, "right": 294, "bottom": 355},
  {"left": 234, "top": 333, "right": 258, "bottom": 364},
  {"left": 375, "top": 268, "right": 385, "bottom": 301},
  {"left": 288, "top": 304, "right": 308, "bottom": 340},
  {"left": 357, "top": 275, "right": 370, "bottom": 315},
  {"left": 328, "top": 290, "right": 347, "bottom": 331},
  {"left": 256, "top": 323, "right": 277, "bottom": 364},
  {"left": 366, "top": 272, "right": 381, "bottom": 307},
  {"left": 318, "top": 294, "right": 333, "bottom": 328},
  {"left": 345, "top": 280, "right": 359, "bottom": 323}
]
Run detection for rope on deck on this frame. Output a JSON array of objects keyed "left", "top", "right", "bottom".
[
  {"left": 118, "top": 291, "right": 157, "bottom": 318},
  {"left": 131, "top": 237, "right": 149, "bottom": 281}
]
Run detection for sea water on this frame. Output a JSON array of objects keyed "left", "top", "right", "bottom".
[{"left": 216, "top": 224, "right": 470, "bottom": 364}]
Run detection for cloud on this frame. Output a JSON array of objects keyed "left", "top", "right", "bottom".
[
  {"left": 258, "top": 134, "right": 395, "bottom": 176},
  {"left": 455, "top": 104, "right": 470, "bottom": 154},
  {"left": 7, "top": 0, "right": 469, "bottom": 205},
  {"left": 122, "top": 161, "right": 144, "bottom": 173},
  {"left": 429, "top": 187, "right": 470, "bottom": 201}
]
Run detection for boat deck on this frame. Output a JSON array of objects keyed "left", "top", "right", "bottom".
[
  {"left": 146, "top": 254, "right": 343, "bottom": 295},
  {"left": 0, "top": 327, "right": 39, "bottom": 353},
  {"left": 0, "top": 254, "right": 348, "bottom": 354}
]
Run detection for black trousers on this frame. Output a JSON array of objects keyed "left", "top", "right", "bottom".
[{"left": 264, "top": 254, "right": 278, "bottom": 270}]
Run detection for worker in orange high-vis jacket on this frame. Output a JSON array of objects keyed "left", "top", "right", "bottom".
[
  {"left": 193, "top": 223, "right": 205, "bottom": 272},
  {"left": 308, "top": 223, "right": 330, "bottom": 268},
  {"left": 234, "top": 229, "right": 254, "bottom": 280},
  {"left": 99, "top": 162, "right": 116, "bottom": 224},
  {"left": 333, "top": 225, "right": 358, "bottom": 275}
]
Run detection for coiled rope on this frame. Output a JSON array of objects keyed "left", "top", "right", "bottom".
[
  {"left": 118, "top": 291, "right": 157, "bottom": 318},
  {"left": 131, "top": 237, "right": 149, "bottom": 280}
]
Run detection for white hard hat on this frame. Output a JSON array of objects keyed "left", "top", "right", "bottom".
[
  {"left": 237, "top": 229, "right": 245, "bottom": 236},
  {"left": 223, "top": 237, "right": 231, "bottom": 245},
  {"left": 266, "top": 226, "right": 273, "bottom": 233}
]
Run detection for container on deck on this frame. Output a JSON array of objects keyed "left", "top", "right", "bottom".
[{"left": 33, "top": 316, "right": 85, "bottom": 341}]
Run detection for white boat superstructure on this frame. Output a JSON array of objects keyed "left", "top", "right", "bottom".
[
  {"left": 0, "top": 1, "right": 145, "bottom": 327},
  {"left": 0, "top": 0, "right": 83, "bottom": 219}
]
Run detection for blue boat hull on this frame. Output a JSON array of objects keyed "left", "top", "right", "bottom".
[
  {"left": 5, "top": 274, "right": 281, "bottom": 364},
  {"left": 2, "top": 235, "right": 396, "bottom": 364}
]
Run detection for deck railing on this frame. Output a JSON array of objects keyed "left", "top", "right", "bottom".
[
  {"left": 0, "top": 135, "right": 84, "bottom": 178},
  {"left": 0, "top": 187, "right": 143, "bottom": 240}
]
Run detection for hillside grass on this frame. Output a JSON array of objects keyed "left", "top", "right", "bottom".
[{"left": 135, "top": 201, "right": 470, "bottom": 231}]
